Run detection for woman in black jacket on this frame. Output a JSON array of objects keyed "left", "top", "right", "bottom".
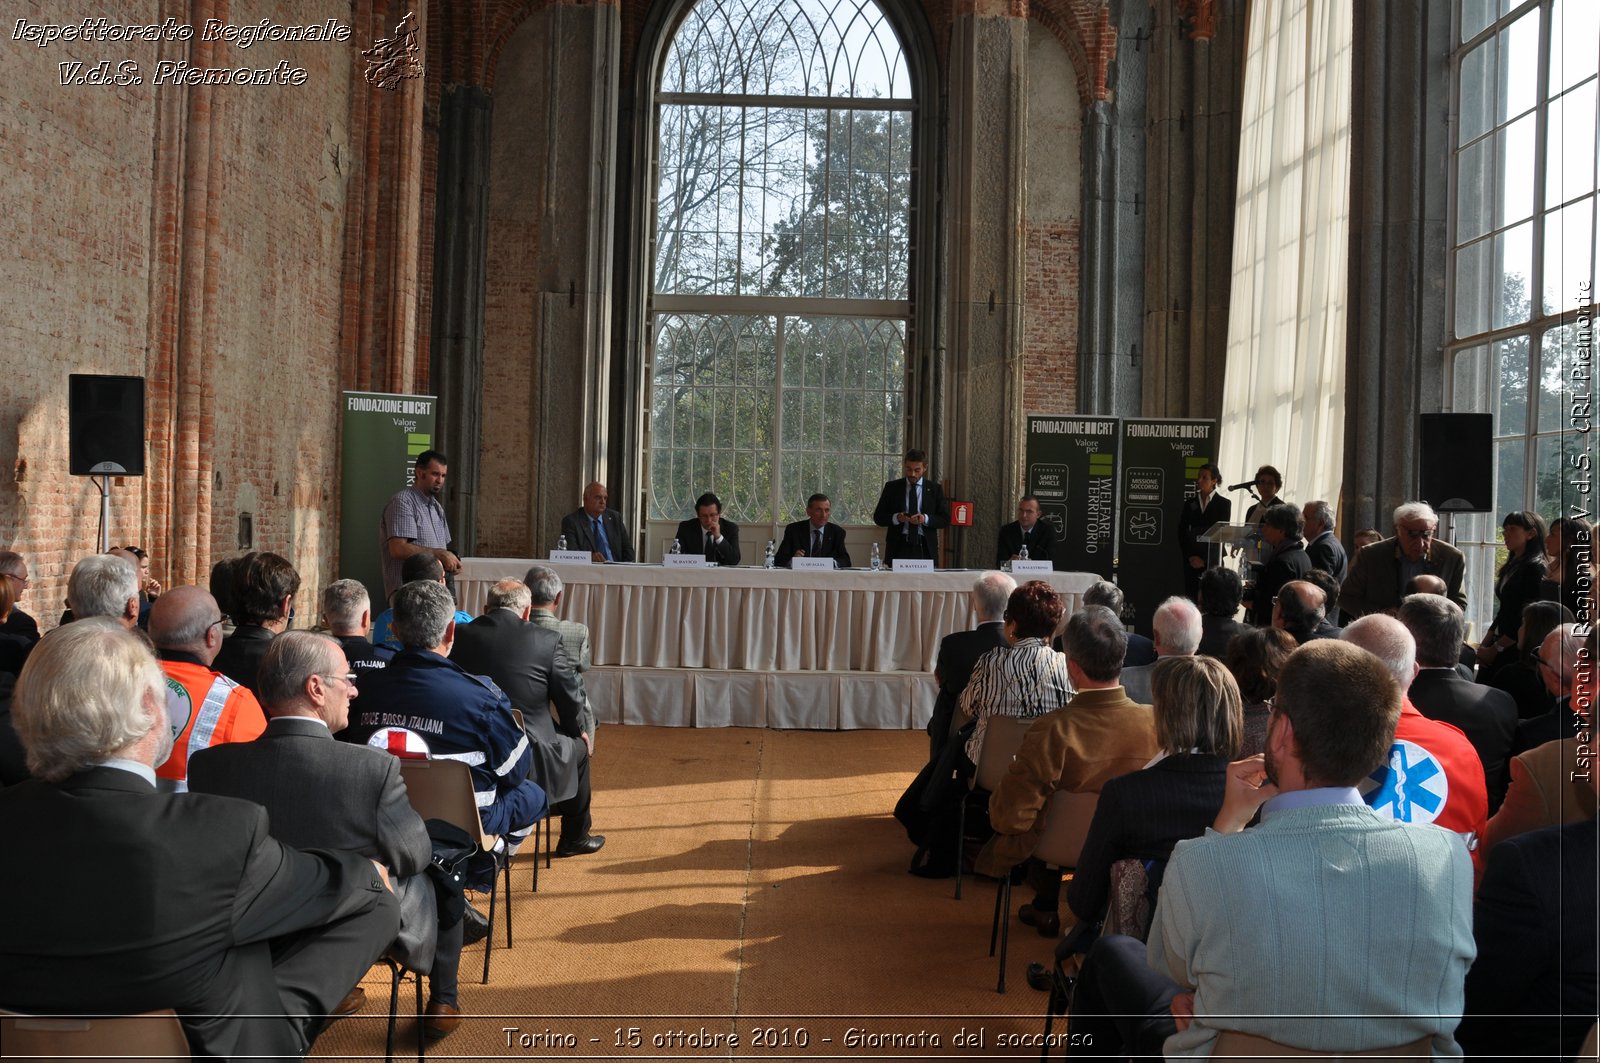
[{"left": 1478, "top": 510, "right": 1547, "bottom": 678}]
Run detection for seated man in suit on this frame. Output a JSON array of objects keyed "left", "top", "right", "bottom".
[
  {"left": 559, "top": 481, "right": 635, "bottom": 563},
  {"left": 526, "top": 565, "right": 597, "bottom": 746},
  {"left": 1119, "top": 596, "right": 1201, "bottom": 705},
  {"left": 872, "top": 448, "right": 950, "bottom": 564},
  {"left": 1400, "top": 592, "right": 1518, "bottom": 812},
  {"left": 927, "top": 570, "right": 1015, "bottom": 760},
  {"left": 149, "top": 586, "right": 267, "bottom": 790},
  {"left": 1066, "top": 640, "right": 1474, "bottom": 1058},
  {"left": 1082, "top": 580, "right": 1156, "bottom": 666},
  {"left": 342, "top": 580, "right": 548, "bottom": 856},
  {"left": 452, "top": 579, "right": 604, "bottom": 857},
  {"left": 1271, "top": 579, "right": 1328, "bottom": 644},
  {"left": 1342, "top": 500, "right": 1467, "bottom": 617},
  {"left": 188, "top": 631, "right": 467, "bottom": 1040},
  {"left": 1513, "top": 622, "right": 1589, "bottom": 753},
  {"left": 673, "top": 491, "right": 740, "bottom": 566},
  {"left": 1195, "top": 567, "right": 1247, "bottom": 659},
  {"left": 775, "top": 493, "right": 852, "bottom": 569},
  {"left": 322, "top": 578, "right": 395, "bottom": 675},
  {"left": 64, "top": 552, "right": 142, "bottom": 628},
  {"left": 996, "top": 495, "right": 1056, "bottom": 569},
  {"left": 0, "top": 618, "right": 398, "bottom": 1059}
]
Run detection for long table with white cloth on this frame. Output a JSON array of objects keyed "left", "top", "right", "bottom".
[{"left": 458, "top": 558, "right": 1097, "bottom": 730}]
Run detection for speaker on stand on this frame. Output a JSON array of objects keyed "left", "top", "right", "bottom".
[
  {"left": 1418, "top": 413, "right": 1494, "bottom": 514},
  {"left": 69, "top": 374, "right": 146, "bottom": 553}
]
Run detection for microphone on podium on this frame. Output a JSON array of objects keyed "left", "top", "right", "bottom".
[{"left": 1226, "top": 480, "right": 1257, "bottom": 492}]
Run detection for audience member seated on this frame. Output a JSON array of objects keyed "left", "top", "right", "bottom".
[
  {"left": 1456, "top": 817, "right": 1598, "bottom": 1061},
  {"left": 976, "top": 606, "right": 1159, "bottom": 905},
  {"left": 902, "top": 580, "right": 1070, "bottom": 879},
  {"left": 927, "top": 571, "right": 1013, "bottom": 761},
  {"left": 373, "top": 553, "right": 472, "bottom": 651},
  {"left": 1343, "top": 500, "right": 1467, "bottom": 617},
  {"left": 0, "top": 618, "right": 398, "bottom": 1059},
  {"left": 213, "top": 551, "right": 299, "bottom": 694},
  {"left": 123, "top": 544, "right": 163, "bottom": 603},
  {"left": 1476, "top": 511, "right": 1548, "bottom": 678},
  {"left": 1401, "top": 593, "right": 1517, "bottom": 812},
  {"left": 1353, "top": 527, "right": 1383, "bottom": 550},
  {"left": 1082, "top": 582, "right": 1153, "bottom": 666},
  {"left": 1303, "top": 567, "right": 1345, "bottom": 635},
  {"left": 342, "top": 580, "right": 548, "bottom": 859},
  {"left": 65, "top": 552, "right": 141, "bottom": 628},
  {"left": 1119, "top": 597, "right": 1200, "bottom": 705},
  {"left": 1487, "top": 600, "right": 1572, "bottom": 720},
  {"left": 1247, "top": 504, "right": 1312, "bottom": 627},
  {"left": 1340, "top": 615, "right": 1489, "bottom": 873},
  {"left": 209, "top": 556, "right": 238, "bottom": 637},
  {"left": 1194, "top": 567, "right": 1246, "bottom": 659},
  {"left": 0, "top": 550, "right": 40, "bottom": 642},
  {"left": 527, "top": 566, "right": 598, "bottom": 746},
  {"left": 188, "top": 631, "right": 465, "bottom": 1040},
  {"left": 149, "top": 586, "right": 267, "bottom": 791},
  {"left": 1542, "top": 516, "right": 1593, "bottom": 621},
  {"left": 1225, "top": 627, "right": 1295, "bottom": 756},
  {"left": 1065, "top": 641, "right": 1474, "bottom": 1058},
  {"left": 0, "top": 575, "right": 30, "bottom": 677},
  {"left": 1270, "top": 579, "right": 1327, "bottom": 644},
  {"left": 321, "top": 578, "right": 394, "bottom": 676},
  {"left": 1514, "top": 622, "right": 1589, "bottom": 754},
  {"left": 451, "top": 579, "right": 605, "bottom": 858},
  {"left": 1020, "top": 656, "right": 1238, "bottom": 960},
  {"left": 1483, "top": 737, "right": 1598, "bottom": 854}
]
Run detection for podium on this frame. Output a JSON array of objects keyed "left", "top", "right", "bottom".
[{"left": 1199, "top": 521, "right": 1266, "bottom": 572}]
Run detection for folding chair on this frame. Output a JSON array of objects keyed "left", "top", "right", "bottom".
[
  {"left": 0, "top": 1008, "right": 189, "bottom": 1061},
  {"left": 989, "top": 788, "right": 1097, "bottom": 993},
  {"left": 398, "top": 758, "right": 514, "bottom": 984},
  {"left": 1037, "top": 857, "right": 1153, "bottom": 1057},
  {"left": 378, "top": 951, "right": 427, "bottom": 1063},
  {"left": 955, "top": 714, "right": 1035, "bottom": 900},
  {"left": 508, "top": 707, "right": 552, "bottom": 893}
]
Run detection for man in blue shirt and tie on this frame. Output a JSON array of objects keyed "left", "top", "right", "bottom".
[
  {"left": 872, "top": 449, "right": 950, "bottom": 565},
  {"left": 559, "top": 481, "right": 636, "bottom": 563}
]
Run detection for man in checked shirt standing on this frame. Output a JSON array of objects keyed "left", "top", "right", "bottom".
[{"left": 380, "top": 450, "right": 461, "bottom": 597}]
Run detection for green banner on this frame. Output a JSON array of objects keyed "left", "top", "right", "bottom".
[
  {"left": 340, "top": 391, "right": 437, "bottom": 608},
  {"left": 1025, "top": 414, "right": 1119, "bottom": 577},
  {"left": 1117, "top": 418, "right": 1218, "bottom": 633}
]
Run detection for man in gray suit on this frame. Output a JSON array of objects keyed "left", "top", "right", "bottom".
[
  {"left": 526, "top": 564, "right": 598, "bottom": 746},
  {"left": 1117, "top": 596, "right": 1201, "bottom": 704},
  {"left": 188, "top": 631, "right": 468, "bottom": 1041},
  {"left": 453, "top": 579, "right": 604, "bottom": 857}
]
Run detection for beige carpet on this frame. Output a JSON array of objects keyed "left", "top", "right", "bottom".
[{"left": 315, "top": 726, "right": 1059, "bottom": 1059}]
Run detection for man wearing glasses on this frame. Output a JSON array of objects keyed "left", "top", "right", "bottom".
[
  {"left": 148, "top": 585, "right": 267, "bottom": 790},
  {"left": 0, "top": 550, "right": 39, "bottom": 642},
  {"left": 1342, "top": 501, "right": 1467, "bottom": 619}
]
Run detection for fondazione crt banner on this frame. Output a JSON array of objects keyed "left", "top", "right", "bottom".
[
  {"left": 1117, "top": 418, "right": 1218, "bottom": 633},
  {"left": 340, "top": 392, "right": 437, "bottom": 607},
  {"left": 1024, "top": 414, "right": 1119, "bottom": 578}
]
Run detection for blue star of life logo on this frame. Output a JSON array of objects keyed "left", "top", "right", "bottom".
[{"left": 1360, "top": 739, "right": 1449, "bottom": 824}]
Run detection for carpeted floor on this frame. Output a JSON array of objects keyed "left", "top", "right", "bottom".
[{"left": 314, "top": 726, "right": 1063, "bottom": 1060}]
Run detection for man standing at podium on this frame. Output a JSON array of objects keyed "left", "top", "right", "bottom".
[
  {"left": 873, "top": 449, "right": 950, "bottom": 565},
  {"left": 1178, "top": 463, "right": 1231, "bottom": 602},
  {"left": 995, "top": 495, "right": 1056, "bottom": 568}
]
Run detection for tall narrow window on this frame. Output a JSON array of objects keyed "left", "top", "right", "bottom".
[
  {"left": 648, "top": 0, "right": 914, "bottom": 531},
  {"left": 1448, "top": 0, "right": 1597, "bottom": 632}
]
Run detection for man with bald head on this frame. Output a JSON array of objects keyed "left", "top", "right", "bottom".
[
  {"left": 560, "top": 481, "right": 635, "bottom": 563},
  {"left": 1272, "top": 580, "right": 1332, "bottom": 643},
  {"left": 149, "top": 585, "right": 267, "bottom": 790}
]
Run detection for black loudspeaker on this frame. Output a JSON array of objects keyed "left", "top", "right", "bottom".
[
  {"left": 69, "top": 374, "right": 146, "bottom": 476},
  {"left": 1418, "top": 413, "right": 1492, "bottom": 513}
]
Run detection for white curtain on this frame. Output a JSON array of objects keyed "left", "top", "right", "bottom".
[{"left": 1218, "top": 0, "right": 1353, "bottom": 512}]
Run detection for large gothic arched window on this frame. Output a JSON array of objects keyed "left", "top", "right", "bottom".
[{"left": 646, "top": 0, "right": 915, "bottom": 530}]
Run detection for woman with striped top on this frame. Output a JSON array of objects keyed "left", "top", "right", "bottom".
[{"left": 961, "top": 581, "right": 1074, "bottom": 764}]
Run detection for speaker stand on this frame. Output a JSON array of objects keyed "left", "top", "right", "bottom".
[{"left": 88, "top": 462, "right": 127, "bottom": 553}]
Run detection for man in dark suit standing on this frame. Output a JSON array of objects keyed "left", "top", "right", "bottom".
[
  {"left": 559, "top": 481, "right": 635, "bottom": 563},
  {"left": 1178, "top": 463, "right": 1231, "bottom": 601},
  {"left": 775, "top": 493, "right": 852, "bottom": 568},
  {"left": 1401, "top": 593, "right": 1518, "bottom": 812},
  {"left": 1302, "top": 499, "right": 1348, "bottom": 583},
  {"left": 0, "top": 619, "right": 398, "bottom": 1059},
  {"left": 927, "top": 571, "right": 1015, "bottom": 759},
  {"left": 872, "top": 449, "right": 951, "bottom": 564},
  {"left": 189, "top": 630, "right": 466, "bottom": 1040},
  {"left": 672, "top": 492, "right": 741, "bottom": 565},
  {"left": 996, "top": 495, "right": 1057, "bottom": 569},
  {"left": 451, "top": 579, "right": 603, "bottom": 858},
  {"left": 1247, "top": 504, "right": 1313, "bottom": 627}
]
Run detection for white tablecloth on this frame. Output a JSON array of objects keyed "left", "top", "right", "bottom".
[{"left": 457, "top": 559, "right": 1098, "bottom": 728}]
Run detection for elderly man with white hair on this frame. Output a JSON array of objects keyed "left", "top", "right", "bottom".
[
  {"left": 0, "top": 618, "right": 398, "bottom": 1059},
  {"left": 1342, "top": 501, "right": 1467, "bottom": 618},
  {"left": 65, "top": 552, "right": 141, "bottom": 628},
  {"left": 1119, "top": 596, "right": 1202, "bottom": 704}
]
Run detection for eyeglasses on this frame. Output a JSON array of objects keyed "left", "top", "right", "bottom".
[
  {"left": 207, "top": 617, "right": 225, "bottom": 632},
  {"left": 1401, "top": 526, "right": 1437, "bottom": 541},
  {"left": 1, "top": 572, "right": 26, "bottom": 587},
  {"left": 318, "top": 673, "right": 359, "bottom": 687}
]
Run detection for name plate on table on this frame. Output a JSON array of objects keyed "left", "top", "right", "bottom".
[
  {"left": 550, "top": 550, "right": 593, "bottom": 565},
  {"left": 791, "top": 557, "right": 834, "bottom": 571},
  {"left": 1010, "top": 559, "right": 1053, "bottom": 575},
  {"left": 891, "top": 559, "right": 935, "bottom": 573},
  {"left": 662, "top": 554, "right": 709, "bottom": 568}
]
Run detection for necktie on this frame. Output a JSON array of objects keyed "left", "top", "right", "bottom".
[
  {"left": 812, "top": 529, "right": 822, "bottom": 555},
  {"left": 592, "top": 517, "right": 613, "bottom": 561}
]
